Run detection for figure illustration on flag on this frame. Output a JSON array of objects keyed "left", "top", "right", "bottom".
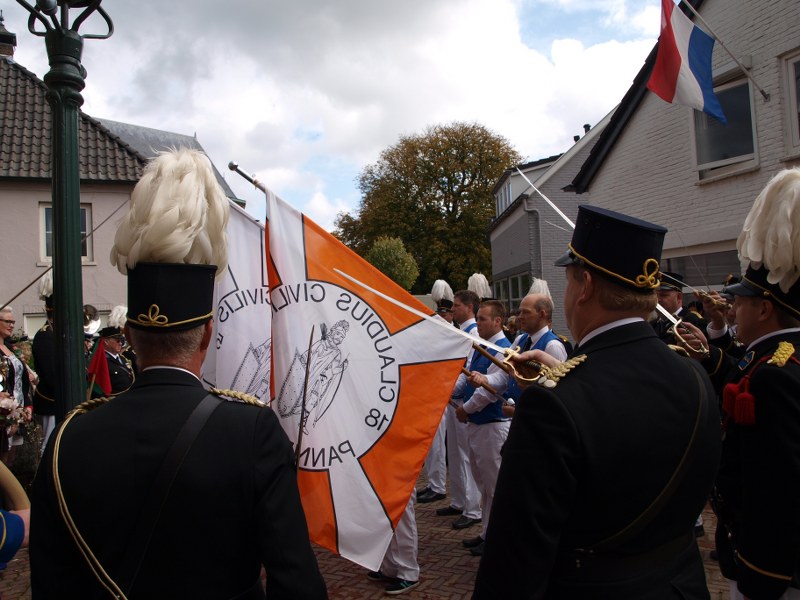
[
  {"left": 278, "top": 319, "right": 350, "bottom": 433},
  {"left": 265, "top": 187, "right": 471, "bottom": 570}
]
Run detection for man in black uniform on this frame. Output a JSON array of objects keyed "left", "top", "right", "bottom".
[
  {"left": 474, "top": 205, "right": 721, "bottom": 599},
  {"left": 681, "top": 169, "right": 800, "bottom": 600},
  {"left": 30, "top": 149, "right": 327, "bottom": 599},
  {"left": 90, "top": 325, "right": 134, "bottom": 397},
  {"left": 652, "top": 272, "right": 708, "bottom": 344},
  {"left": 31, "top": 277, "right": 57, "bottom": 451}
]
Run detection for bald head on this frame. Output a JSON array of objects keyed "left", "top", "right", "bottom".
[{"left": 517, "top": 293, "right": 553, "bottom": 335}]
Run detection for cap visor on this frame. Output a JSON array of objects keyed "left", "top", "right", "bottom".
[
  {"left": 723, "top": 281, "right": 759, "bottom": 297},
  {"left": 554, "top": 251, "right": 576, "bottom": 267}
]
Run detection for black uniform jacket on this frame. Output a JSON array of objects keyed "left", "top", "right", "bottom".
[
  {"left": 30, "top": 367, "right": 327, "bottom": 600},
  {"left": 703, "top": 330, "right": 800, "bottom": 599},
  {"left": 474, "top": 321, "right": 721, "bottom": 600},
  {"left": 105, "top": 351, "right": 135, "bottom": 397},
  {"left": 31, "top": 324, "right": 57, "bottom": 416}
]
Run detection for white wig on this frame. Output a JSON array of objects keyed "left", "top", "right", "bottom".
[
  {"left": 107, "top": 305, "right": 128, "bottom": 329},
  {"left": 527, "top": 278, "right": 551, "bottom": 298},
  {"left": 430, "top": 279, "right": 454, "bottom": 304},
  {"left": 39, "top": 270, "right": 53, "bottom": 301},
  {"left": 110, "top": 148, "right": 229, "bottom": 278},
  {"left": 467, "top": 273, "right": 492, "bottom": 300},
  {"left": 738, "top": 168, "right": 800, "bottom": 292}
]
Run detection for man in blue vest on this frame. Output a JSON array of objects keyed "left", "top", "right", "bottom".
[
  {"left": 435, "top": 290, "right": 483, "bottom": 530},
  {"left": 504, "top": 293, "right": 569, "bottom": 409},
  {"left": 455, "top": 300, "right": 512, "bottom": 557}
]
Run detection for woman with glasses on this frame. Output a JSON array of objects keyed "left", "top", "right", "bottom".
[{"left": 0, "top": 307, "right": 33, "bottom": 466}]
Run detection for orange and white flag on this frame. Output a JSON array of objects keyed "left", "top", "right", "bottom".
[
  {"left": 203, "top": 201, "right": 271, "bottom": 400},
  {"left": 267, "top": 190, "right": 470, "bottom": 569}
]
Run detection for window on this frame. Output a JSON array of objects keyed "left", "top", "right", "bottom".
[
  {"left": 495, "top": 181, "right": 512, "bottom": 216},
  {"left": 693, "top": 80, "right": 756, "bottom": 177},
  {"left": 786, "top": 53, "right": 800, "bottom": 149},
  {"left": 40, "top": 204, "right": 93, "bottom": 261}
]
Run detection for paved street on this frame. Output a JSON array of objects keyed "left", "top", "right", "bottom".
[{"left": 0, "top": 479, "right": 729, "bottom": 599}]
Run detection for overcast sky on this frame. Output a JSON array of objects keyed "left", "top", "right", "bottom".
[{"left": 5, "top": 0, "right": 659, "bottom": 230}]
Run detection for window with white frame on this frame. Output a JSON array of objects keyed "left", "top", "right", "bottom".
[
  {"left": 495, "top": 181, "right": 512, "bottom": 216},
  {"left": 786, "top": 52, "right": 800, "bottom": 150},
  {"left": 40, "top": 204, "right": 93, "bottom": 261},
  {"left": 693, "top": 79, "right": 756, "bottom": 177}
]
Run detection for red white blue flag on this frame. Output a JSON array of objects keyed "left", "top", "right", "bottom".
[{"left": 647, "top": 0, "right": 727, "bottom": 124}]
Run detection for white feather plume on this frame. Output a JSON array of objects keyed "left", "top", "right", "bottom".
[
  {"left": 430, "top": 279, "right": 454, "bottom": 304},
  {"left": 737, "top": 168, "right": 800, "bottom": 292},
  {"left": 527, "top": 278, "right": 551, "bottom": 298},
  {"left": 107, "top": 305, "right": 128, "bottom": 329},
  {"left": 38, "top": 270, "right": 53, "bottom": 301},
  {"left": 110, "top": 148, "right": 230, "bottom": 279},
  {"left": 467, "top": 273, "right": 492, "bottom": 299}
]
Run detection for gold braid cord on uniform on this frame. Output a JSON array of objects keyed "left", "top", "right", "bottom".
[
  {"left": 209, "top": 387, "right": 265, "bottom": 407},
  {"left": 535, "top": 355, "right": 588, "bottom": 389},
  {"left": 767, "top": 341, "right": 795, "bottom": 367},
  {"left": 52, "top": 397, "right": 129, "bottom": 600}
]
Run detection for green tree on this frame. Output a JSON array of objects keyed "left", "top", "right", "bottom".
[
  {"left": 334, "top": 122, "right": 521, "bottom": 293},
  {"left": 366, "top": 236, "right": 419, "bottom": 290}
]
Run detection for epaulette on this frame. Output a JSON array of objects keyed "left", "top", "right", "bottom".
[
  {"left": 668, "top": 344, "right": 690, "bottom": 358},
  {"left": 535, "top": 355, "right": 587, "bottom": 389},
  {"left": 209, "top": 387, "right": 265, "bottom": 407},
  {"left": 767, "top": 341, "right": 796, "bottom": 367},
  {"left": 723, "top": 341, "right": 799, "bottom": 426},
  {"left": 65, "top": 396, "right": 111, "bottom": 418}
]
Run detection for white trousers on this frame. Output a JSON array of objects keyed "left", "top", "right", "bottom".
[
  {"left": 729, "top": 581, "right": 800, "bottom": 600},
  {"left": 422, "top": 412, "right": 447, "bottom": 494},
  {"left": 445, "top": 403, "right": 481, "bottom": 519},
  {"left": 40, "top": 415, "right": 56, "bottom": 456},
  {"left": 381, "top": 490, "right": 419, "bottom": 581},
  {"left": 467, "top": 420, "right": 510, "bottom": 539}
]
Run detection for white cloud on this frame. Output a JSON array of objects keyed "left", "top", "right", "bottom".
[{"left": 5, "top": 0, "right": 657, "bottom": 229}]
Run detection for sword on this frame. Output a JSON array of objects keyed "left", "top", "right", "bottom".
[
  {"left": 655, "top": 303, "right": 708, "bottom": 354},
  {"left": 333, "top": 268, "right": 509, "bottom": 354},
  {"left": 333, "top": 269, "right": 546, "bottom": 382}
]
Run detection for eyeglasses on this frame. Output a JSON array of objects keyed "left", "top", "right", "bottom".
[{"left": 0, "top": 319, "right": 15, "bottom": 326}]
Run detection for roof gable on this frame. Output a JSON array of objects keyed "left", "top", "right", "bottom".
[{"left": 0, "top": 57, "right": 146, "bottom": 182}]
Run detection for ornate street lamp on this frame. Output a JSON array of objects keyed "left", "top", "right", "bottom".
[{"left": 16, "top": 0, "right": 112, "bottom": 417}]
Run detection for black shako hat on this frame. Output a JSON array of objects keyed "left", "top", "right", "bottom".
[
  {"left": 658, "top": 272, "right": 684, "bottom": 292},
  {"left": 724, "top": 264, "right": 800, "bottom": 319},
  {"left": 127, "top": 263, "right": 217, "bottom": 332},
  {"left": 555, "top": 205, "right": 667, "bottom": 292}
]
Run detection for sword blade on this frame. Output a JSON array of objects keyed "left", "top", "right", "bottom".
[
  {"left": 656, "top": 302, "right": 680, "bottom": 325},
  {"left": 333, "top": 268, "right": 510, "bottom": 354}
]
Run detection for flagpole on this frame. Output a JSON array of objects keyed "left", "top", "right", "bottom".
[
  {"left": 515, "top": 168, "right": 575, "bottom": 229},
  {"left": 680, "top": 1, "right": 769, "bottom": 101},
  {"left": 228, "top": 161, "right": 267, "bottom": 193}
]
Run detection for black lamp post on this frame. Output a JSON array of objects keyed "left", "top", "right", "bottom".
[{"left": 15, "top": 0, "right": 112, "bottom": 417}]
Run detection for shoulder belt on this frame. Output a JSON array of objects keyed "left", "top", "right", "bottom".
[
  {"left": 581, "top": 359, "right": 709, "bottom": 553},
  {"left": 53, "top": 393, "right": 223, "bottom": 599}
]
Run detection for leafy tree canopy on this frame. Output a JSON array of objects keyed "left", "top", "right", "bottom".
[
  {"left": 365, "top": 236, "right": 419, "bottom": 291},
  {"left": 334, "top": 121, "right": 521, "bottom": 294}
]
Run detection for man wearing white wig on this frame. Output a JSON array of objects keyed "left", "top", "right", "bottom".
[{"left": 30, "top": 149, "right": 327, "bottom": 599}]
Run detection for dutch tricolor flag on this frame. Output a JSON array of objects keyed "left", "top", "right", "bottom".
[{"left": 647, "top": 0, "right": 727, "bottom": 124}]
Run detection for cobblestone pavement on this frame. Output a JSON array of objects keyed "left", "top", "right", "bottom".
[{"left": 0, "top": 490, "right": 728, "bottom": 600}]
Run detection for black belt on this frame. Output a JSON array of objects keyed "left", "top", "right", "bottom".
[{"left": 555, "top": 531, "right": 695, "bottom": 581}]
